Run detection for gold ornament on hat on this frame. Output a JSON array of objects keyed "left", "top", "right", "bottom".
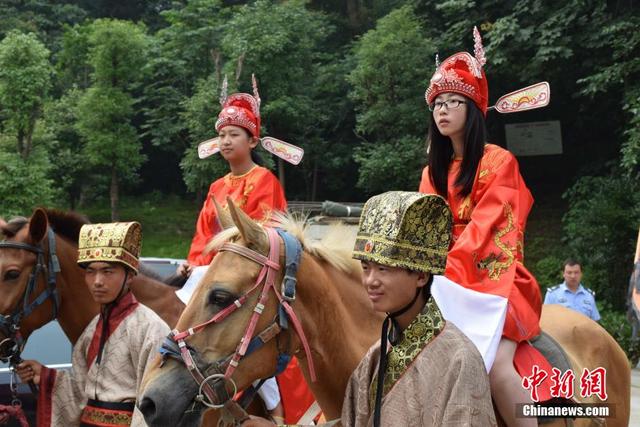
[
  {"left": 77, "top": 222, "right": 142, "bottom": 273},
  {"left": 352, "top": 192, "right": 452, "bottom": 274}
]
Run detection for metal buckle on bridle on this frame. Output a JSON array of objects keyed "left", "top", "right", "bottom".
[
  {"left": 195, "top": 373, "right": 238, "bottom": 409},
  {"left": 281, "top": 274, "right": 296, "bottom": 302},
  {"left": 0, "top": 337, "right": 19, "bottom": 365},
  {"left": 8, "top": 368, "right": 22, "bottom": 408}
]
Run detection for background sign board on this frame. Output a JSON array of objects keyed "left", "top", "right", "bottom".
[{"left": 505, "top": 120, "right": 563, "bottom": 156}]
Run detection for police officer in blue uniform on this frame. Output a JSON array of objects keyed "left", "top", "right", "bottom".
[{"left": 544, "top": 259, "right": 600, "bottom": 321}]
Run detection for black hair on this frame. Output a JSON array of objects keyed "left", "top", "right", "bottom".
[
  {"left": 563, "top": 258, "right": 581, "bottom": 269},
  {"left": 241, "top": 128, "right": 263, "bottom": 166},
  {"left": 422, "top": 273, "right": 434, "bottom": 299},
  {"left": 427, "top": 96, "right": 487, "bottom": 198}
]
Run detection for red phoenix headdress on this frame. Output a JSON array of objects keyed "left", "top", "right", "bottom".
[
  {"left": 198, "top": 75, "right": 304, "bottom": 165},
  {"left": 425, "top": 27, "right": 489, "bottom": 115},
  {"left": 215, "top": 75, "right": 262, "bottom": 138}
]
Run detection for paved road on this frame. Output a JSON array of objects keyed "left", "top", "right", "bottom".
[{"left": 632, "top": 367, "right": 640, "bottom": 425}]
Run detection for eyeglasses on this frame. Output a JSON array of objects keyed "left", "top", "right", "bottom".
[{"left": 429, "top": 99, "right": 466, "bottom": 111}]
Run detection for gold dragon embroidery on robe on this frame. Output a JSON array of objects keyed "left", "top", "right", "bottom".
[{"left": 476, "top": 203, "right": 516, "bottom": 280}]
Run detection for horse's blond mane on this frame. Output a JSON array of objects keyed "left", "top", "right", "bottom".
[{"left": 206, "top": 212, "right": 361, "bottom": 278}]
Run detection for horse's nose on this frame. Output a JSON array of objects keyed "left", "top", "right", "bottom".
[
  {"left": 138, "top": 395, "right": 157, "bottom": 423},
  {"left": 138, "top": 392, "right": 183, "bottom": 427},
  {"left": 138, "top": 368, "right": 201, "bottom": 427}
]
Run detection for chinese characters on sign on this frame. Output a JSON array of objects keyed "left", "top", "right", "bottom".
[{"left": 521, "top": 366, "right": 607, "bottom": 402}]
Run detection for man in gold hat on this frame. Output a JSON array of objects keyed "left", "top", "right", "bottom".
[
  {"left": 243, "top": 192, "right": 496, "bottom": 426},
  {"left": 16, "top": 222, "right": 169, "bottom": 427}
]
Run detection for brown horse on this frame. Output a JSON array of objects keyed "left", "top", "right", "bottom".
[
  {"left": 0, "top": 208, "right": 262, "bottom": 427},
  {"left": 140, "top": 201, "right": 630, "bottom": 427},
  {"left": 0, "top": 208, "right": 185, "bottom": 349}
]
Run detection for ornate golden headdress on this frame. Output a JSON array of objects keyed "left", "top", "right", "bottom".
[
  {"left": 353, "top": 192, "right": 452, "bottom": 274},
  {"left": 77, "top": 222, "right": 142, "bottom": 273}
]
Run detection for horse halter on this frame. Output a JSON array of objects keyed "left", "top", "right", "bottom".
[
  {"left": 0, "top": 228, "right": 61, "bottom": 366},
  {"left": 159, "top": 227, "right": 316, "bottom": 423}
]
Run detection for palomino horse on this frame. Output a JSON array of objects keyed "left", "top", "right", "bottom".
[
  {"left": 140, "top": 200, "right": 380, "bottom": 426},
  {"left": 140, "top": 200, "right": 630, "bottom": 427},
  {"left": 0, "top": 208, "right": 185, "bottom": 353}
]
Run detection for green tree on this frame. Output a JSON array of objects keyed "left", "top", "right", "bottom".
[
  {"left": 141, "top": 0, "right": 234, "bottom": 155},
  {"left": 0, "top": 31, "right": 52, "bottom": 159},
  {"left": 562, "top": 172, "right": 640, "bottom": 310},
  {"left": 180, "top": 76, "right": 228, "bottom": 201},
  {"left": 45, "top": 89, "right": 90, "bottom": 209},
  {"left": 576, "top": 16, "right": 640, "bottom": 175},
  {"left": 348, "top": 5, "right": 434, "bottom": 193},
  {"left": 0, "top": 138, "right": 55, "bottom": 217},
  {"left": 76, "top": 19, "right": 149, "bottom": 220},
  {"left": 56, "top": 24, "right": 92, "bottom": 91},
  {"left": 0, "top": 1, "right": 87, "bottom": 45}
]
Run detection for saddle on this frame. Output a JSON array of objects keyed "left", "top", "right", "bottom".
[
  {"left": 530, "top": 331, "right": 573, "bottom": 376},
  {"left": 516, "top": 331, "right": 578, "bottom": 425}
]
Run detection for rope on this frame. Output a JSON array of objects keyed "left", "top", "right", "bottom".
[{"left": 0, "top": 404, "right": 29, "bottom": 427}]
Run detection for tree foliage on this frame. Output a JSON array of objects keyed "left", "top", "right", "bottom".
[
  {"left": 562, "top": 172, "right": 640, "bottom": 311},
  {"left": 141, "top": 0, "right": 232, "bottom": 154},
  {"left": 219, "top": 0, "right": 335, "bottom": 197},
  {"left": 76, "top": 19, "right": 149, "bottom": 220},
  {"left": 0, "top": 141, "right": 55, "bottom": 217},
  {"left": 180, "top": 76, "right": 228, "bottom": 197},
  {"left": 348, "top": 5, "right": 434, "bottom": 193},
  {"left": 45, "top": 88, "right": 90, "bottom": 209},
  {"left": 0, "top": 31, "right": 52, "bottom": 158}
]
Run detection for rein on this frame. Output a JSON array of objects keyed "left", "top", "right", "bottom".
[
  {"left": 159, "top": 227, "right": 316, "bottom": 424},
  {"left": 0, "top": 228, "right": 61, "bottom": 396}
]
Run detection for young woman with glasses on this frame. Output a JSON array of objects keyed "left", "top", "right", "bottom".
[{"left": 419, "top": 29, "right": 544, "bottom": 427}]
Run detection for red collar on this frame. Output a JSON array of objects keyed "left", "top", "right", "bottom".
[{"left": 86, "top": 291, "right": 139, "bottom": 367}]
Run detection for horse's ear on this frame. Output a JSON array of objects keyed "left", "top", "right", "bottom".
[
  {"left": 213, "top": 198, "right": 233, "bottom": 230},
  {"left": 0, "top": 217, "right": 7, "bottom": 238},
  {"left": 226, "top": 197, "right": 265, "bottom": 248},
  {"left": 28, "top": 208, "right": 49, "bottom": 244}
]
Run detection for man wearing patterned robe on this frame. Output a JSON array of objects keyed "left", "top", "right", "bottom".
[
  {"left": 242, "top": 192, "right": 496, "bottom": 427},
  {"left": 17, "top": 222, "right": 169, "bottom": 426}
]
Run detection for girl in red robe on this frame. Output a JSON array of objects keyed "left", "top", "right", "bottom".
[
  {"left": 419, "top": 28, "right": 542, "bottom": 427},
  {"left": 179, "top": 78, "right": 315, "bottom": 424},
  {"left": 182, "top": 89, "right": 287, "bottom": 269}
]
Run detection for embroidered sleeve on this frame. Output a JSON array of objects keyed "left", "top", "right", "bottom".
[{"left": 444, "top": 152, "right": 532, "bottom": 296}]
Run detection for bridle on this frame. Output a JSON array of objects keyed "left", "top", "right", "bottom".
[
  {"left": 0, "top": 228, "right": 61, "bottom": 394},
  {"left": 159, "top": 227, "right": 316, "bottom": 424}
]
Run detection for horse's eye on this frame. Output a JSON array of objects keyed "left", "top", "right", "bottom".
[
  {"left": 4, "top": 270, "right": 20, "bottom": 281},
  {"left": 208, "top": 289, "right": 235, "bottom": 307}
]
